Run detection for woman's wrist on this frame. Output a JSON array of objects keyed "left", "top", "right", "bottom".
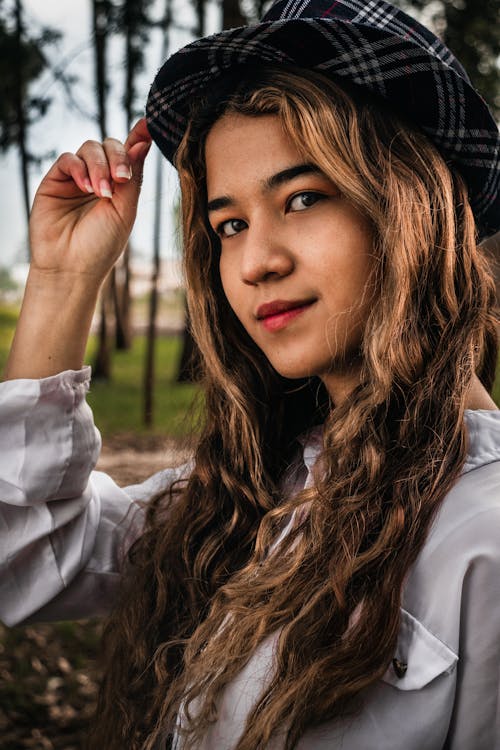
[
  {"left": 24, "top": 265, "right": 104, "bottom": 295},
  {"left": 3, "top": 267, "right": 102, "bottom": 381}
]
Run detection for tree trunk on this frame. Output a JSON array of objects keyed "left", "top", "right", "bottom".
[
  {"left": 143, "top": 0, "right": 172, "bottom": 425},
  {"left": 222, "top": 0, "right": 246, "bottom": 29},
  {"left": 115, "top": 243, "right": 132, "bottom": 349},
  {"left": 194, "top": 0, "right": 205, "bottom": 36},
  {"left": 93, "top": 0, "right": 108, "bottom": 141},
  {"left": 93, "top": 274, "right": 115, "bottom": 379},
  {"left": 143, "top": 158, "right": 161, "bottom": 425},
  {"left": 92, "top": 0, "right": 114, "bottom": 379},
  {"left": 173, "top": 0, "right": 211, "bottom": 385},
  {"left": 14, "top": 0, "right": 31, "bottom": 234},
  {"left": 115, "top": 1, "right": 136, "bottom": 351}
]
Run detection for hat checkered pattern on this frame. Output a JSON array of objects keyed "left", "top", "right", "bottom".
[{"left": 146, "top": 0, "right": 500, "bottom": 237}]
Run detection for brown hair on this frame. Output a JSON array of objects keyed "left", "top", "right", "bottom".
[{"left": 90, "top": 66, "right": 498, "bottom": 749}]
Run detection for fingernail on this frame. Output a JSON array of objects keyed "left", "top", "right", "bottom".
[
  {"left": 84, "top": 180, "right": 94, "bottom": 194},
  {"left": 116, "top": 164, "right": 132, "bottom": 180},
  {"left": 100, "top": 179, "right": 113, "bottom": 199}
]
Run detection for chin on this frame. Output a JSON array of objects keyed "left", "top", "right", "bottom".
[{"left": 268, "top": 360, "right": 320, "bottom": 381}]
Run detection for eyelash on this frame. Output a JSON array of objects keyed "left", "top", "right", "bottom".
[
  {"left": 216, "top": 218, "right": 247, "bottom": 239},
  {"left": 287, "top": 191, "right": 324, "bottom": 212},
  {"left": 215, "top": 191, "right": 325, "bottom": 238}
]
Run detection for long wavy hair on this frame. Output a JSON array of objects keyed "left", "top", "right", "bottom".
[{"left": 90, "top": 66, "right": 498, "bottom": 749}]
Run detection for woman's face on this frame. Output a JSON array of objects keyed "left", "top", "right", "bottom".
[{"left": 205, "top": 113, "right": 377, "bottom": 403}]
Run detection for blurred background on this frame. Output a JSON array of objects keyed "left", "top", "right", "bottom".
[{"left": 0, "top": 0, "right": 499, "bottom": 747}]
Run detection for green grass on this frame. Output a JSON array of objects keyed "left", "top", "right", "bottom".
[
  {"left": 0, "top": 304, "right": 18, "bottom": 370},
  {"left": 85, "top": 333, "right": 201, "bottom": 438}
]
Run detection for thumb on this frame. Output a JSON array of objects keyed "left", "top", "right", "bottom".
[
  {"left": 128, "top": 139, "right": 152, "bottom": 185},
  {"left": 124, "top": 119, "right": 152, "bottom": 186}
]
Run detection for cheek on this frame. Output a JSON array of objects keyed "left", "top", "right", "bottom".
[
  {"left": 219, "top": 254, "right": 239, "bottom": 313},
  {"left": 218, "top": 256, "right": 229, "bottom": 302}
]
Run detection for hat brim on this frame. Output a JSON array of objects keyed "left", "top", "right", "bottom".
[{"left": 146, "top": 17, "right": 500, "bottom": 238}]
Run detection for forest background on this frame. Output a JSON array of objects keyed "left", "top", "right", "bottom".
[{"left": 0, "top": 0, "right": 499, "bottom": 748}]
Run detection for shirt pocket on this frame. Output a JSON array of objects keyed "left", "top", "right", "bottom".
[{"left": 381, "top": 607, "right": 458, "bottom": 691}]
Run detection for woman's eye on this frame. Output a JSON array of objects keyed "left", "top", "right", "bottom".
[
  {"left": 288, "top": 192, "right": 323, "bottom": 211},
  {"left": 217, "top": 218, "right": 247, "bottom": 238}
]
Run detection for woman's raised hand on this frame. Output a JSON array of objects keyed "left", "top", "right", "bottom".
[
  {"left": 29, "top": 118, "right": 152, "bottom": 284},
  {"left": 4, "top": 119, "right": 153, "bottom": 380}
]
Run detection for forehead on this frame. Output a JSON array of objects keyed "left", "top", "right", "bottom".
[{"left": 205, "top": 112, "right": 304, "bottom": 197}]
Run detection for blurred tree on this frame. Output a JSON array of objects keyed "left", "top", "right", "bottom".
[
  {"left": 396, "top": 0, "right": 500, "bottom": 118},
  {"left": 118, "top": 0, "right": 154, "bottom": 129},
  {"left": 114, "top": 0, "right": 155, "bottom": 351},
  {"left": 175, "top": 0, "right": 208, "bottom": 384},
  {"left": 92, "top": 0, "right": 112, "bottom": 141},
  {"left": 144, "top": 0, "right": 173, "bottom": 426},
  {"left": 0, "top": 266, "right": 18, "bottom": 294},
  {"left": 91, "top": 0, "right": 115, "bottom": 379},
  {"left": 222, "top": 0, "right": 246, "bottom": 28},
  {"left": 0, "top": 0, "right": 59, "bottom": 232}
]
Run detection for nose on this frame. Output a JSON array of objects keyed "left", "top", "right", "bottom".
[{"left": 241, "top": 223, "right": 294, "bottom": 286}]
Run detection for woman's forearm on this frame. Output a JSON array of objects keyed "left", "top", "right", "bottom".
[{"left": 3, "top": 268, "right": 101, "bottom": 380}]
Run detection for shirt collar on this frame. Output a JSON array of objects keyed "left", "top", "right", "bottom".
[
  {"left": 297, "top": 425, "right": 324, "bottom": 474},
  {"left": 463, "top": 409, "right": 500, "bottom": 473},
  {"left": 298, "top": 410, "right": 500, "bottom": 476}
]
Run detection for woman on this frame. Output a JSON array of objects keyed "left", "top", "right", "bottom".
[{"left": 1, "top": 1, "right": 500, "bottom": 749}]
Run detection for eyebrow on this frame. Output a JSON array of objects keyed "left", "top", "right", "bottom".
[{"left": 206, "top": 163, "right": 322, "bottom": 213}]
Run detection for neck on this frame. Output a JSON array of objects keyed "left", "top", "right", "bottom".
[
  {"left": 464, "top": 374, "right": 498, "bottom": 410},
  {"left": 321, "top": 372, "right": 498, "bottom": 411}
]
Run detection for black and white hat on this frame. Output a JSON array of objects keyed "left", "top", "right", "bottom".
[{"left": 146, "top": 0, "right": 500, "bottom": 238}]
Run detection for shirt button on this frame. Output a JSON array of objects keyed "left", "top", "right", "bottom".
[{"left": 392, "top": 658, "right": 408, "bottom": 678}]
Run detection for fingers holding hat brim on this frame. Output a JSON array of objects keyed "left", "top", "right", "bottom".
[
  {"left": 125, "top": 117, "right": 153, "bottom": 151},
  {"left": 122, "top": 117, "right": 153, "bottom": 187}
]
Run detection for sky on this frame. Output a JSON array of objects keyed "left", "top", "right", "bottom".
[{"left": 1, "top": 0, "right": 220, "bottom": 268}]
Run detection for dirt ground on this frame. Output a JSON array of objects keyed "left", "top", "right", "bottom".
[
  {"left": 0, "top": 438, "right": 191, "bottom": 750},
  {"left": 96, "top": 433, "right": 191, "bottom": 486}
]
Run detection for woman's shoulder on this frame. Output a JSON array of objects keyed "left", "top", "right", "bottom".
[
  {"left": 436, "top": 409, "right": 500, "bottom": 529},
  {"left": 421, "top": 409, "right": 500, "bottom": 554},
  {"left": 402, "top": 410, "right": 500, "bottom": 649},
  {"left": 462, "top": 407, "right": 500, "bottom": 474}
]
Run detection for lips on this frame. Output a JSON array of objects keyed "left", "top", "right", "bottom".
[{"left": 256, "top": 298, "right": 316, "bottom": 332}]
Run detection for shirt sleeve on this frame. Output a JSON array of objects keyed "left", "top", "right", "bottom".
[{"left": 0, "top": 367, "right": 189, "bottom": 627}]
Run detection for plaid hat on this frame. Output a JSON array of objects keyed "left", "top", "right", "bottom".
[{"left": 146, "top": 0, "right": 500, "bottom": 238}]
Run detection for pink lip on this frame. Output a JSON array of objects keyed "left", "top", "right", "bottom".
[{"left": 256, "top": 299, "right": 316, "bottom": 332}]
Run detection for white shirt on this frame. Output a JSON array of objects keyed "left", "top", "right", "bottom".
[{"left": 1, "top": 367, "right": 500, "bottom": 749}]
